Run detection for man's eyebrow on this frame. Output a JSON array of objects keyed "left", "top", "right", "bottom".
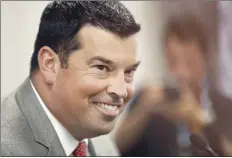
[
  {"left": 128, "top": 61, "right": 141, "bottom": 69},
  {"left": 87, "top": 56, "right": 141, "bottom": 69},
  {"left": 87, "top": 56, "right": 113, "bottom": 65}
]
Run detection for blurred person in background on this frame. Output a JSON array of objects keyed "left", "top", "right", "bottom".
[{"left": 114, "top": 12, "right": 231, "bottom": 156}]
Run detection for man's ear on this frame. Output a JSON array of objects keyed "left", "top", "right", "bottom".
[{"left": 37, "top": 46, "right": 60, "bottom": 84}]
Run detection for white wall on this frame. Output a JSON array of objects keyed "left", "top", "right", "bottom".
[
  {"left": 1, "top": 1, "right": 165, "bottom": 99},
  {"left": 1, "top": 1, "right": 50, "bottom": 99},
  {"left": 121, "top": 1, "right": 165, "bottom": 88}
]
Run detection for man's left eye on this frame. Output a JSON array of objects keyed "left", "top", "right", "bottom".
[
  {"left": 94, "top": 65, "right": 110, "bottom": 72},
  {"left": 125, "top": 68, "right": 136, "bottom": 78}
]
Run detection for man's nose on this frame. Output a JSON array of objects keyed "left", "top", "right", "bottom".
[{"left": 107, "top": 73, "right": 128, "bottom": 99}]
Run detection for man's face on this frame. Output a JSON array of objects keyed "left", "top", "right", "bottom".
[
  {"left": 50, "top": 25, "right": 139, "bottom": 139},
  {"left": 166, "top": 36, "right": 205, "bottom": 90}
]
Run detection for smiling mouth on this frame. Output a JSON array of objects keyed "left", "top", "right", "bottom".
[{"left": 92, "top": 101, "right": 120, "bottom": 117}]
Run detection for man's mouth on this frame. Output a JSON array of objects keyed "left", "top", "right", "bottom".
[{"left": 92, "top": 101, "right": 120, "bottom": 117}]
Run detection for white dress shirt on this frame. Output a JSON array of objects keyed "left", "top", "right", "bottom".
[{"left": 30, "top": 80, "right": 88, "bottom": 156}]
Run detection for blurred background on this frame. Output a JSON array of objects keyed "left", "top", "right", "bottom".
[{"left": 1, "top": 1, "right": 232, "bottom": 156}]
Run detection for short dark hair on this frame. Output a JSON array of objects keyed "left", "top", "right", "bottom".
[
  {"left": 30, "top": 1, "right": 141, "bottom": 74},
  {"left": 164, "top": 14, "right": 208, "bottom": 55}
]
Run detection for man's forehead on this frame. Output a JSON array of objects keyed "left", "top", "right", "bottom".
[{"left": 77, "top": 25, "right": 137, "bottom": 48}]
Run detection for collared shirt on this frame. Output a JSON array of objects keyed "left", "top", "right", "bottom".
[{"left": 30, "top": 80, "right": 88, "bottom": 156}]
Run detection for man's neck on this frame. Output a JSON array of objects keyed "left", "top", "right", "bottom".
[{"left": 30, "top": 74, "right": 51, "bottom": 108}]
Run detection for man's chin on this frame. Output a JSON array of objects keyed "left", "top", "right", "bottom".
[
  {"left": 71, "top": 126, "right": 114, "bottom": 140},
  {"left": 91, "top": 123, "right": 116, "bottom": 137}
]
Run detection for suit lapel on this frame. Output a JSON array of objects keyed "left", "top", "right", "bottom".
[
  {"left": 15, "top": 77, "right": 66, "bottom": 156},
  {"left": 47, "top": 137, "right": 66, "bottom": 156}
]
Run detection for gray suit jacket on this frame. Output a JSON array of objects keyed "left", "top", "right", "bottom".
[{"left": 1, "top": 78, "right": 119, "bottom": 156}]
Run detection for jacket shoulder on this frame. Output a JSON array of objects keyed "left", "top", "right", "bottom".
[{"left": 1, "top": 91, "right": 47, "bottom": 156}]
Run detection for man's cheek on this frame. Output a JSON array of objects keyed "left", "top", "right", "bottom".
[
  {"left": 129, "top": 87, "right": 134, "bottom": 98},
  {"left": 78, "top": 79, "right": 108, "bottom": 96},
  {"left": 124, "top": 87, "right": 134, "bottom": 104}
]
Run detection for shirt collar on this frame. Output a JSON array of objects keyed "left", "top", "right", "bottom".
[{"left": 30, "top": 80, "right": 88, "bottom": 156}]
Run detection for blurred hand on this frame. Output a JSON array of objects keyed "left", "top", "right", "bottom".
[
  {"left": 135, "top": 84, "right": 205, "bottom": 127},
  {"left": 136, "top": 84, "right": 166, "bottom": 113},
  {"left": 175, "top": 86, "right": 205, "bottom": 131}
]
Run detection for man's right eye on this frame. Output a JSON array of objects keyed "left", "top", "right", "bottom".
[{"left": 93, "top": 65, "right": 110, "bottom": 72}]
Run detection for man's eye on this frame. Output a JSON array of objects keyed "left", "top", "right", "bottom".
[
  {"left": 94, "top": 65, "right": 109, "bottom": 71},
  {"left": 125, "top": 68, "right": 136, "bottom": 78}
]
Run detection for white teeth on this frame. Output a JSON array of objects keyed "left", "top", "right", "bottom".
[
  {"left": 94, "top": 102, "right": 118, "bottom": 111},
  {"left": 105, "top": 105, "right": 109, "bottom": 110},
  {"left": 100, "top": 104, "right": 104, "bottom": 109}
]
